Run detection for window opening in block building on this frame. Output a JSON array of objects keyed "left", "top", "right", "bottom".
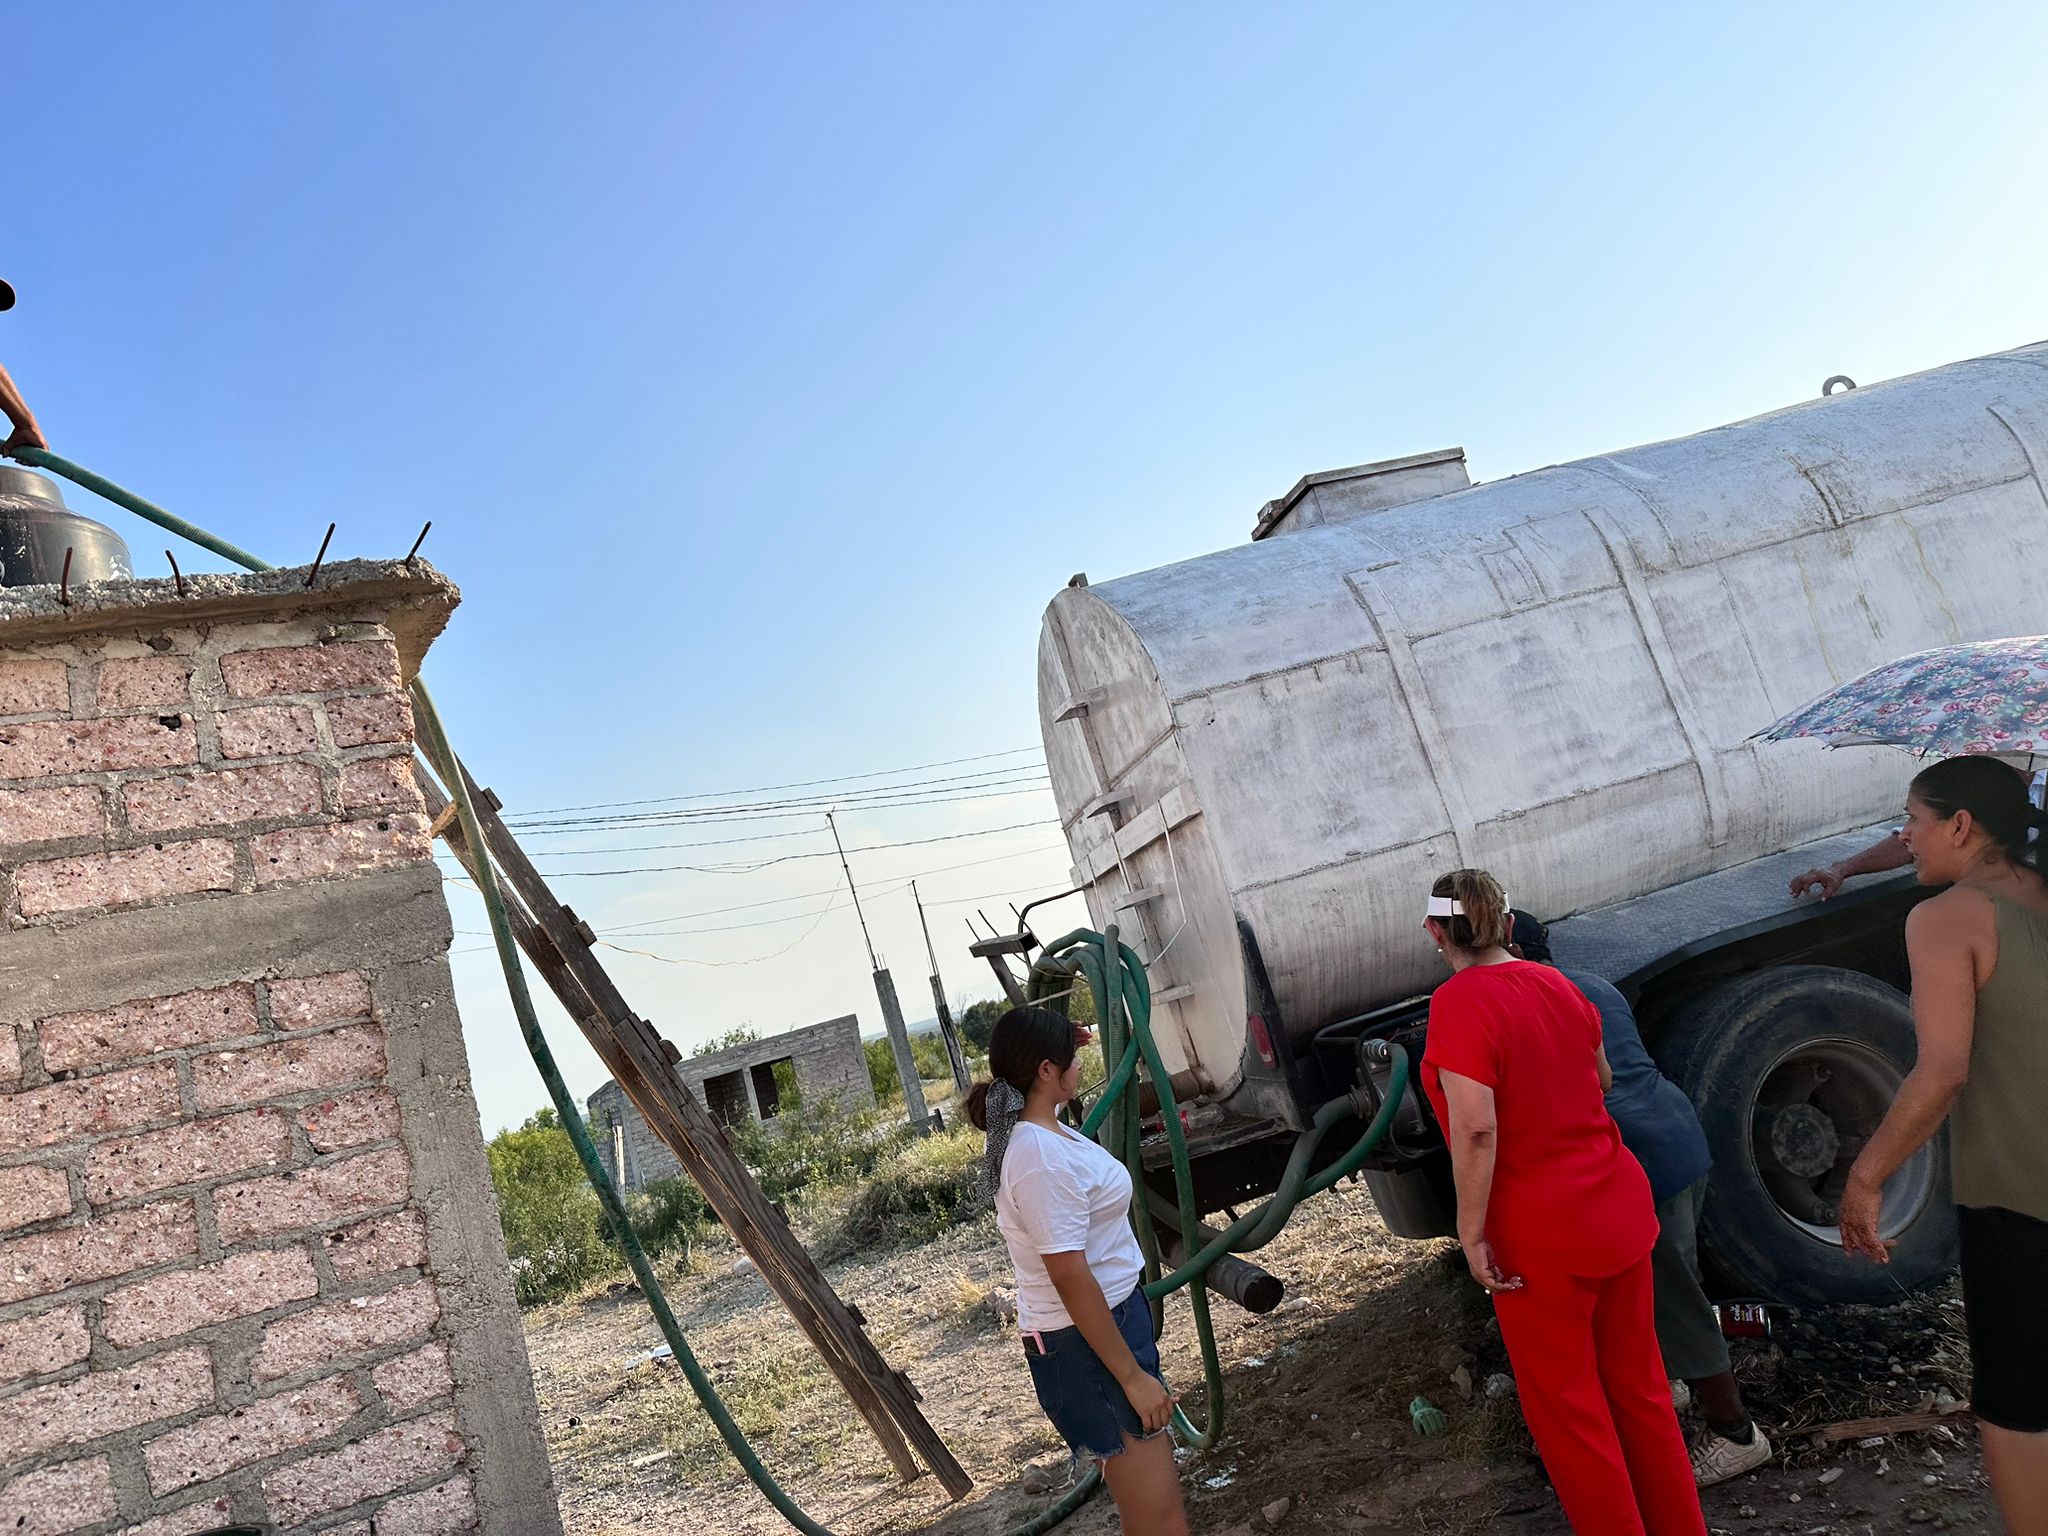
[
  {"left": 704, "top": 1069, "right": 750, "bottom": 1127},
  {"left": 751, "top": 1057, "right": 797, "bottom": 1119}
]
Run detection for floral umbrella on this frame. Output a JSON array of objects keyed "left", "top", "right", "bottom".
[{"left": 1755, "top": 635, "right": 2048, "bottom": 770}]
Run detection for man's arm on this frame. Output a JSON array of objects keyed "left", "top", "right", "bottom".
[
  {"left": 1789, "top": 832, "right": 1911, "bottom": 901},
  {"left": 0, "top": 363, "right": 46, "bottom": 458}
]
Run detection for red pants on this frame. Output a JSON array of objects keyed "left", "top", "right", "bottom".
[{"left": 1493, "top": 1253, "right": 1706, "bottom": 1536}]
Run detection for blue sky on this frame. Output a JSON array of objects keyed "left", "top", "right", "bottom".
[{"left": 11, "top": 4, "right": 2046, "bottom": 1132}]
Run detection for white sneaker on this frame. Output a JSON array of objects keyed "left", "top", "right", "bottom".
[
  {"left": 1669, "top": 1379, "right": 1691, "bottom": 1414},
  {"left": 1691, "top": 1424, "right": 1771, "bottom": 1487}
]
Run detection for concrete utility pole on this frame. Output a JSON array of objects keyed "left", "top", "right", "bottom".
[
  {"left": 914, "top": 881, "right": 971, "bottom": 1090},
  {"left": 827, "top": 811, "right": 929, "bottom": 1130}
]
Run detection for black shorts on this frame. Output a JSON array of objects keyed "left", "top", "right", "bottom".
[{"left": 1958, "top": 1205, "right": 2048, "bottom": 1433}]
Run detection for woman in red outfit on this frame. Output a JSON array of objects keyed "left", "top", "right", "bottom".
[{"left": 1421, "top": 869, "right": 1706, "bottom": 1536}]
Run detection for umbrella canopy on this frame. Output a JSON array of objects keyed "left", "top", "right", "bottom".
[{"left": 1756, "top": 635, "right": 2048, "bottom": 770}]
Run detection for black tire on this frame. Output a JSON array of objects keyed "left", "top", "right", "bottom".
[{"left": 1656, "top": 966, "right": 1957, "bottom": 1307}]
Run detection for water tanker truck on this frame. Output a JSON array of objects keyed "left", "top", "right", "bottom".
[{"left": 1028, "top": 339, "right": 2048, "bottom": 1306}]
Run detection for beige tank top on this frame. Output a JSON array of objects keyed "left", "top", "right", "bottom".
[{"left": 1953, "top": 893, "right": 2048, "bottom": 1221}]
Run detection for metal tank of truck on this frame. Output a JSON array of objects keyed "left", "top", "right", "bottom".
[{"left": 1034, "top": 339, "right": 2048, "bottom": 1305}]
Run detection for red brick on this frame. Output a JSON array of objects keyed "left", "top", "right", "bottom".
[
  {"left": 39, "top": 983, "right": 261, "bottom": 1073},
  {"left": 250, "top": 1279, "right": 438, "bottom": 1384},
  {"left": 217, "top": 703, "right": 317, "bottom": 761},
  {"left": 326, "top": 691, "right": 413, "bottom": 749},
  {"left": 377, "top": 1472, "right": 477, "bottom": 1534},
  {"left": 0, "top": 1305, "right": 90, "bottom": 1386},
  {"left": 0, "top": 1023, "right": 17, "bottom": 1083},
  {"left": 0, "top": 1164, "right": 74, "bottom": 1234},
  {"left": 97, "top": 656, "right": 192, "bottom": 711},
  {"left": 371, "top": 1340, "right": 453, "bottom": 1414},
  {"left": 339, "top": 754, "right": 421, "bottom": 813},
  {"left": 0, "top": 1347, "right": 214, "bottom": 1464},
  {"left": 193, "top": 1023, "right": 386, "bottom": 1113},
  {"left": 0, "top": 1063, "right": 180, "bottom": 1152},
  {"left": 0, "top": 1202, "right": 198, "bottom": 1305},
  {"left": 0, "top": 658, "right": 68, "bottom": 717},
  {"left": 15, "top": 839, "right": 235, "bottom": 918},
  {"left": 123, "top": 761, "right": 324, "bottom": 834},
  {"left": 87, "top": 1110, "right": 295, "bottom": 1205},
  {"left": 250, "top": 814, "right": 429, "bottom": 887},
  {"left": 0, "top": 784, "right": 105, "bottom": 846},
  {"left": 266, "top": 971, "right": 372, "bottom": 1031},
  {"left": 301, "top": 1088, "right": 401, "bottom": 1153},
  {"left": 0, "top": 714, "right": 195, "bottom": 779},
  {"left": 143, "top": 1373, "right": 359, "bottom": 1494},
  {"left": 115, "top": 1495, "right": 235, "bottom": 1535},
  {"left": 214, "top": 1148, "right": 410, "bottom": 1245},
  {"left": 0, "top": 1458, "right": 115, "bottom": 1535},
  {"left": 260, "top": 1409, "right": 462, "bottom": 1525},
  {"left": 222, "top": 640, "right": 400, "bottom": 700},
  {"left": 323, "top": 1208, "right": 428, "bottom": 1282},
  {"left": 102, "top": 1246, "right": 321, "bottom": 1349}
]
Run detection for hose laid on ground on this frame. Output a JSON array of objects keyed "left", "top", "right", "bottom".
[{"left": 15, "top": 447, "right": 1410, "bottom": 1536}]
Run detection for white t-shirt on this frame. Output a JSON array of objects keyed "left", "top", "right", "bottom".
[{"left": 996, "top": 1120, "right": 1147, "bottom": 1331}]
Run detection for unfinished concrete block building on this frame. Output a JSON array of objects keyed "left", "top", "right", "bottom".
[
  {"left": 588, "top": 1014, "right": 871, "bottom": 1192},
  {"left": 0, "top": 558, "right": 560, "bottom": 1535}
]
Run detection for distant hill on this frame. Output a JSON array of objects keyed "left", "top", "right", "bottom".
[{"left": 859, "top": 1015, "right": 943, "bottom": 1041}]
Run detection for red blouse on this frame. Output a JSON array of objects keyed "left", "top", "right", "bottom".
[{"left": 1421, "top": 960, "right": 1657, "bottom": 1277}]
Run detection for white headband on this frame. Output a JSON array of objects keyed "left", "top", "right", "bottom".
[{"left": 1427, "top": 894, "right": 1507, "bottom": 919}]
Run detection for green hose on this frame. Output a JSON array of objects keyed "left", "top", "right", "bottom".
[{"left": 15, "top": 446, "right": 1411, "bottom": 1536}]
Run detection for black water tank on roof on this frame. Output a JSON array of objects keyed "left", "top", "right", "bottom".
[{"left": 0, "top": 463, "right": 133, "bottom": 587}]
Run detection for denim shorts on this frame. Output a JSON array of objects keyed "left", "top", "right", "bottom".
[{"left": 1022, "top": 1286, "right": 1169, "bottom": 1459}]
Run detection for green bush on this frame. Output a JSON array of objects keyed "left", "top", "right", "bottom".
[
  {"left": 488, "top": 1109, "right": 615, "bottom": 1305},
  {"left": 863, "top": 1030, "right": 961, "bottom": 1103},
  {"left": 629, "top": 1176, "right": 714, "bottom": 1262},
  {"left": 729, "top": 1097, "right": 911, "bottom": 1207},
  {"left": 829, "top": 1121, "right": 986, "bottom": 1253}
]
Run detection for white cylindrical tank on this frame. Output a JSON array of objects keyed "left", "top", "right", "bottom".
[{"left": 1038, "top": 341, "right": 2048, "bottom": 1104}]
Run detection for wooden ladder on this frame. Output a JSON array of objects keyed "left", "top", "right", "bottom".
[{"left": 418, "top": 765, "right": 972, "bottom": 1500}]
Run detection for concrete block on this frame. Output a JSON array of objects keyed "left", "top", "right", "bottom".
[
  {"left": 0, "top": 714, "right": 195, "bottom": 779},
  {"left": 86, "top": 1109, "right": 296, "bottom": 1204},
  {"left": 0, "top": 1063, "right": 182, "bottom": 1152},
  {"left": 97, "top": 656, "right": 192, "bottom": 711},
  {"left": 322, "top": 1209, "right": 428, "bottom": 1283},
  {"left": 265, "top": 970, "right": 373, "bottom": 1032},
  {"left": 213, "top": 1148, "right": 410, "bottom": 1245},
  {"left": 142, "top": 1374, "right": 360, "bottom": 1495},
  {"left": 192, "top": 1024, "right": 387, "bottom": 1114},
  {"left": 371, "top": 1340, "right": 454, "bottom": 1414},
  {"left": 216, "top": 703, "right": 318, "bottom": 761},
  {"left": 249, "top": 1279, "right": 439, "bottom": 1384},
  {"left": 113, "top": 1497, "right": 236, "bottom": 1536},
  {"left": 0, "top": 1347, "right": 214, "bottom": 1464},
  {"left": 325, "top": 691, "right": 413, "bottom": 748},
  {"left": 250, "top": 815, "right": 430, "bottom": 888},
  {"left": 376, "top": 1472, "right": 477, "bottom": 1534},
  {"left": 39, "top": 984, "right": 261, "bottom": 1074},
  {"left": 0, "top": 785, "right": 105, "bottom": 847},
  {"left": 0, "top": 1024, "right": 16, "bottom": 1082},
  {"left": 0, "top": 1202, "right": 198, "bottom": 1305},
  {"left": 0, "top": 1306, "right": 90, "bottom": 1386},
  {"left": 123, "top": 761, "right": 324, "bottom": 834},
  {"left": 15, "top": 839, "right": 236, "bottom": 918},
  {"left": 221, "top": 639, "right": 400, "bottom": 699},
  {"left": 300, "top": 1088, "right": 402, "bottom": 1153},
  {"left": 339, "top": 754, "right": 422, "bottom": 814},
  {"left": 0, "top": 1458, "right": 116, "bottom": 1535},
  {"left": 0, "top": 658, "right": 68, "bottom": 717},
  {"left": 0, "top": 1165, "right": 72, "bottom": 1234},
  {"left": 101, "top": 1246, "right": 321, "bottom": 1349},
  {"left": 259, "top": 1409, "right": 464, "bottom": 1525}
]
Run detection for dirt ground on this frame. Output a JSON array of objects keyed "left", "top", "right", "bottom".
[{"left": 524, "top": 1182, "right": 1995, "bottom": 1536}]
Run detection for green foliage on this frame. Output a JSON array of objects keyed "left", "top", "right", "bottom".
[
  {"left": 959, "top": 998, "right": 1005, "bottom": 1052},
  {"left": 829, "top": 1120, "right": 986, "bottom": 1252},
  {"left": 693, "top": 1025, "right": 761, "bottom": 1058},
  {"left": 863, "top": 1029, "right": 959, "bottom": 1103},
  {"left": 488, "top": 1109, "right": 614, "bottom": 1305},
  {"left": 729, "top": 1097, "right": 911, "bottom": 1207}
]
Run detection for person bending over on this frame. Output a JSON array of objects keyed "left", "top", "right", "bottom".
[{"left": 969, "top": 1006, "right": 1188, "bottom": 1536}]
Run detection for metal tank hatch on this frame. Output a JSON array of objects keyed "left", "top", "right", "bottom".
[{"left": 0, "top": 464, "right": 133, "bottom": 587}]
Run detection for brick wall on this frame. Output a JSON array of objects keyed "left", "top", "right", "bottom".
[{"left": 0, "top": 564, "right": 559, "bottom": 1536}]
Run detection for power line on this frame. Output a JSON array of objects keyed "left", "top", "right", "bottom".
[
  {"left": 504, "top": 746, "right": 1046, "bottom": 820},
  {"left": 506, "top": 816, "right": 1059, "bottom": 874},
  {"left": 500, "top": 776, "right": 1053, "bottom": 834}
]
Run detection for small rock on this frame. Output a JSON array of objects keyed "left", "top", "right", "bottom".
[
  {"left": 732, "top": 1256, "right": 757, "bottom": 1277},
  {"left": 1877, "top": 1457, "right": 1892, "bottom": 1477},
  {"left": 1921, "top": 1449, "right": 1946, "bottom": 1470},
  {"left": 1484, "top": 1372, "right": 1517, "bottom": 1401},
  {"left": 1020, "top": 1461, "right": 1075, "bottom": 1496},
  {"left": 1738, "top": 1506, "right": 1757, "bottom": 1519},
  {"left": 983, "top": 1286, "right": 1018, "bottom": 1324},
  {"left": 1816, "top": 1468, "right": 1843, "bottom": 1485},
  {"left": 1450, "top": 1364, "right": 1474, "bottom": 1400},
  {"left": 1262, "top": 1496, "right": 1293, "bottom": 1525},
  {"left": 1922, "top": 1474, "right": 1941, "bottom": 1486},
  {"left": 1437, "top": 1344, "right": 1477, "bottom": 1372},
  {"left": 1788, "top": 1492, "right": 1801, "bottom": 1504}
]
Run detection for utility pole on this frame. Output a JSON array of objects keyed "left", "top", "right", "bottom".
[
  {"left": 914, "top": 880, "right": 971, "bottom": 1090},
  {"left": 828, "top": 811, "right": 929, "bottom": 1131}
]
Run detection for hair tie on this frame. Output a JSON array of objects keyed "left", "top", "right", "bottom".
[{"left": 978, "top": 1079, "right": 1027, "bottom": 1201}]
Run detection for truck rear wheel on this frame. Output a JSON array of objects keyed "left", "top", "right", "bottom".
[{"left": 1655, "top": 966, "right": 1956, "bottom": 1306}]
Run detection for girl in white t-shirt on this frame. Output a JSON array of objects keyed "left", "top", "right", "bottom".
[{"left": 968, "top": 1006, "right": 1188, "bottom": 1536}]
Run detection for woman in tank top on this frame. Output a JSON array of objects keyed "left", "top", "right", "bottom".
[
  {"left": 1839, "top": 755, "right": 2048, "bottom": 1532},
  {"left": 967, "top": 1006, "right": 1188, "bottom": 1536}
]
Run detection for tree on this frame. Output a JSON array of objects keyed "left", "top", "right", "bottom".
[
  {"left": 694, "top": 1025, "right": 760, "bottom": 1057},
  {"left": 960, "top": 998, "right": 1005, "bottom": 1052},
  {"left": 487, "top": 1108, "right": 612, "bottom": 1304}
]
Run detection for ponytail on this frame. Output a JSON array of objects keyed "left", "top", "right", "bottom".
[
  {"left": 965, "top": 1079, "right": 993, "bottom": 1132},
  {"left": 1430, "top": 868, "right": 1511, "bottom": 952}
]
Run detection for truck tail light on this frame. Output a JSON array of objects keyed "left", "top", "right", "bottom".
[{"left": 1247, "top": 1011, "right": 1277, "bottom": 1067}]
